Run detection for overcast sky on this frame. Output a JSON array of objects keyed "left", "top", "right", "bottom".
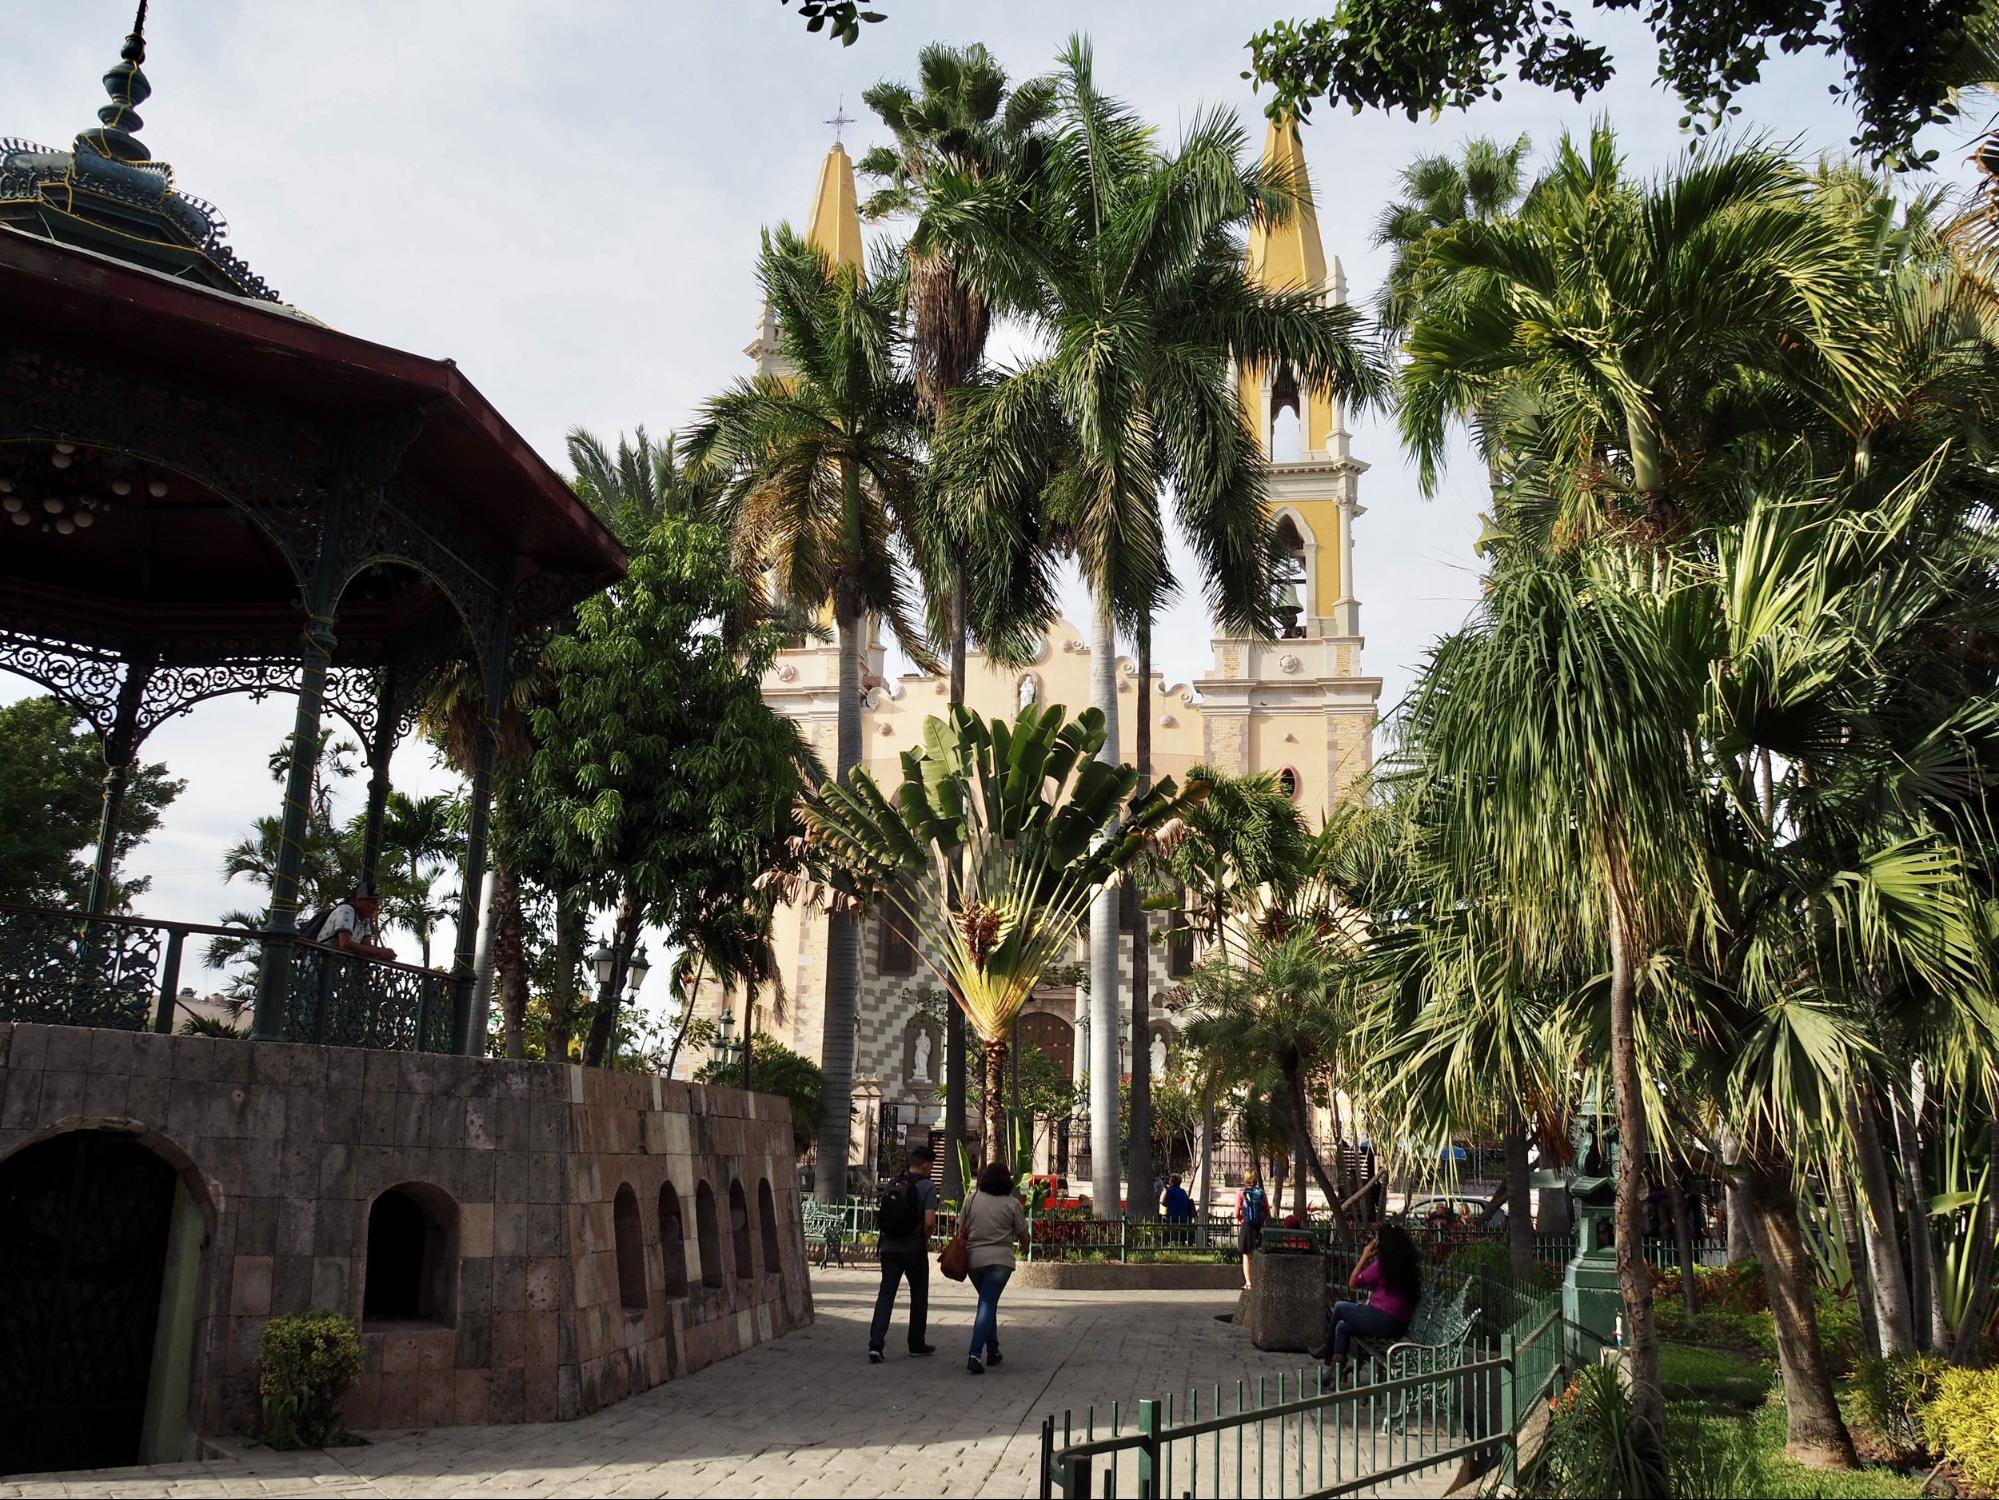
[{"left": 4, "top": 1, "right": 1975, "bottom": 1003}]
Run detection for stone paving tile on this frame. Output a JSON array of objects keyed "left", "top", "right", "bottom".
[{"left": 3, "top": 1270, "right": 1462, "bottom": 1499}]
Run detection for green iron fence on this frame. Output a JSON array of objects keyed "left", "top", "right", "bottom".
[{"left": 1038, "top": 1283, "right": 1566, "bottom": 1498}]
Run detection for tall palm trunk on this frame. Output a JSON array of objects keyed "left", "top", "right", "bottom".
[
  {"left": 1833, "top": 1171, "right": 1882, "bottom": 1359},
  {"left": 543, "top": 887, "right": 583, "bottom": 1062},
  {"left": 1889, "top": 1087, "right": 1945, "bottom": 1349},
  {"left": 1720, "top": 1125, "right": 1756, "bottom": 1264},
  {"left": 815, "top": 573, "right": 866, "bottom": 1203},
  {"left": 1127, "top": 621, "right": 1154, "bottom": 1218},
  {"left": 983, "top": 1036, "right": 1009, "bottom": 1165},
  {"left": 1606, "top": 881, "right": 1664, "bottom": 1436},
  {"left": 492, "top": 861, "right": 529, "bottom": 1061},
  {"left": 1669, "top": 1171, "right": 1698, "bottom": 1318},
  {"left": 1087, "top": 590, "right": 1122, "bottom": 1216},
  {"left": 1743, "top": 1154, "right": 1859, "bottom": 1468},
  {"left": 1849, "top": 1086, "right": 1916, "bottom": 1354},
  {"left": 944, "top": 569, "right": 969, "bottom": 1202},
  {"left": 1504, "top": 1111, "right": 1535, "bottom": 1278}
]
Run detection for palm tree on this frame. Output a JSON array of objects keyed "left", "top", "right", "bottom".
[
  {"left": 1399, "top": 124, "right": 1877, "bottom": 545},
  {"left": 565, "top": 424, "right": 721, "bottom": 538},
  {"left": 802, "top": 703, "right": 1181, "bottom": 1164},
  {"left": 688, "top": 226, "right": 930, "bottom": 1202},
  {"left": 1372, "top": 133, "right": 1532, "bottom": 340},
  {"left": 860, "top": 43, "right": 1058, "bottom": 1197},
  {"left": 374, "top": 791, "right": 463, "bottom": 968},
  {"left": 942, "top": 41, "right": 1383, "bottom": 1211}
]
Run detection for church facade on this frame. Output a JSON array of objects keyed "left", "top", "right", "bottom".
[{"left": 717, "top": 121, "right": 1380, "bottom": 1178}]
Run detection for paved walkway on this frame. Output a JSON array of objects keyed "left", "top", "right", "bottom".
[{"left": 5, "top": 1270, "right": 1460, "bottom": 1499}]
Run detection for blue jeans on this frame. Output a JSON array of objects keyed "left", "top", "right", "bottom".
[
  {"left": 1327, "top": 1300, "right": 1407, "bottom": 1360},
  {"left": 968, "top": 1264, "right": 1012, "bottom": 1359}
]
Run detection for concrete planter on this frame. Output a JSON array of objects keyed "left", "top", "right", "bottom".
[{"left": 1010, "top": 1262, "right": 1244, "bottom": 1292}]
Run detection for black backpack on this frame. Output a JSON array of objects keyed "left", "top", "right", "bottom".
[
  {"left": 295, "top": 899, "right": 350, "bottom": 944},
  {"left": 878, "top": 1172, "right": 922, "bottom": 1238}
]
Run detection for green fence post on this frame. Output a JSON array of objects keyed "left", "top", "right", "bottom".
[
  {"left": 1120, "top": 1217, "right": 1130, "bottom": 1262},
  {"left": 1498, "top": 1332, "right": 1518, "bottom": 1488},
  {"left": 1137, "top": 1398, "right": 1161, "bottom": 1499},
  {"left": 1060, "top": 1451, "right": 1093, "bottom": 1498}
]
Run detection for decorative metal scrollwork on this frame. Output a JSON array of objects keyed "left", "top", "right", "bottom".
[
  {"left": 0, "top": 628, "right": 127, "bottom": 737},
  {"left": 284, "top": 942, "right": 453, "bottom": 1053},
  {"left": 0, "top": 907, "right": 160, "bottom": 1031},
  {"left": 0, "top": 343, "right": 337, "bottom": 581},
  {"left": 134, "top": 658, "right": 380, "bottom": 748}
]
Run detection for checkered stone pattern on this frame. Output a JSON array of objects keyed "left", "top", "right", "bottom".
[{"left": 0, "top": 1023, "right": 812, "bottom": 1444}]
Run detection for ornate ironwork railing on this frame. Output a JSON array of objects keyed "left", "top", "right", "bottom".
[{"left": 0, "top": 902, "right": 454, "bottom": 1052}]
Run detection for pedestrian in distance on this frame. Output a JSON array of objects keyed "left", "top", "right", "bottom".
[
  {"left": 1236, "top": 1169, "right": 1269, "bottom": 1287},
  {"left": 1162, "top": 1174, "right": 1194, "bottom": 1224},
  {"left": 959, "top": 1159, "right": 1030, "bottom": 1374},
  {"left": 868, "top": 1145, "right": 939, "bottom": 1362}
]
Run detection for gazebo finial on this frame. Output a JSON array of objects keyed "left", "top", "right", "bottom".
[{"left": 78, "top": 0, "right": 153, "bottom": 164}]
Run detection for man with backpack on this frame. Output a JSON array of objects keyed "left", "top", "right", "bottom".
[{"left": 868, "top": 1144, "right": 939, "bottom": 1362}]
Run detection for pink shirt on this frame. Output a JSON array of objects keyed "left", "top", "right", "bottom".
[{"left": 1353, "top": 1259, "right": 1416, "bottom": 1323}]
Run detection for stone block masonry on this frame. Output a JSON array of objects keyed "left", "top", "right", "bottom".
[{"left": 0, "top": 1023, "right": 812, "bottom": 1449}]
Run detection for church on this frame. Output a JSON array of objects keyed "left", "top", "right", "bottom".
[{"left": 721, "top": 118, "right": 1380, "bottom": 1182}]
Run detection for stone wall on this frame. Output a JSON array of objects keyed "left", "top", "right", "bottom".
[{"left": 0, "top": 1023, "right": 811, "bottom": 1448}]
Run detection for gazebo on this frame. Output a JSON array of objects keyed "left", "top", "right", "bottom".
[{"left": 0, "top": 9, "right": 625, "bottom": 1053}]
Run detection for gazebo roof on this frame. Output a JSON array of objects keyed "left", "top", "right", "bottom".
[{"left": 0, "top": 225, "right": 624, "bottom": 661}]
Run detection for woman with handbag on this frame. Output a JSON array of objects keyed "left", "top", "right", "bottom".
[{"left": 954, "top": 1160, "right": 1029, "bottom": 1373}]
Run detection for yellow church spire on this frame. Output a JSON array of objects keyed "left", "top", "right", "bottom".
[
  {"left": 804, "top": 140, "right": 865, "bottom": 277},
  {"left": 1245, "top": 115, "right": 1329, "bottom": 294}
]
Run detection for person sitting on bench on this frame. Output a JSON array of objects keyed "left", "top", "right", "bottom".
[{"left": 1312, "top": 1220, "right": 1420, "bottom": 1365}]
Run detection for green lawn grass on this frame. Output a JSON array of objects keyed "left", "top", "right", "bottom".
[
  {"left": 1660, "top": 1340, "right": 1774, "bottom": 1407},
  {"left": 1666, "top": 1396, "right": 1928, "bottom": 1499}
]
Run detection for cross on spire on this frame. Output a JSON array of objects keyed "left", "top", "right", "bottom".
[{"left": 825, "top": 97, "right": 854, "bottom": 146}]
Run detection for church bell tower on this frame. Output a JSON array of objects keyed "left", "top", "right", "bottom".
[{"left": 1197, "top": 117, "right": 1380, "bottom": 804}]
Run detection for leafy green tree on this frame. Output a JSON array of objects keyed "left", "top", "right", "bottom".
[
  {"left": 696, "top": 1030, "right": 824, "bottom": 1157},
  {"left": 517, "top": 514, "right": 809, "bottom": 1068},
  {"left": 802, "top": 702, "right": 1182, "bottom": 1164},
  {"left": 1245, "top": 0, "right": 1982, "bottom": 167},
  {"left": 566, "top": 424, "right": 720, "bottom": 539},
  {"left": 0, "top": 695, "right": 181, "bottom": 909},
  {"left": 688, "top": 225, "right": 929, "bottom": 1200},
  {"left": 940, "top": 42, "right": 1383, "bottom": 1205}
]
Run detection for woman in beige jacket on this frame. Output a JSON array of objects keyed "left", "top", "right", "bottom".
[{"left": 959, "top": 1161, "right": 1030, "bottom": 1373}]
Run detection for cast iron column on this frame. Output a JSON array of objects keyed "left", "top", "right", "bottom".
[
  {"left": 251, "top": 609, "right": 337, "bottom": 1040},
  {"left": 85, "top": 657, "right": 154, "bottom": 914},
  {"left": 451, "top": 603, "right": 510, "bottom": 1054}
]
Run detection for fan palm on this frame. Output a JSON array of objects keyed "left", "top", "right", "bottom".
[
  {"left": 688, "top": 226, "right": 929, "bottom": 1200},
  {"left": 940, "top": 40, "right": 1384, "bottom": 1207},
  {"left": 802, "top": 703, "right": 1182, "bottom": 1163}
]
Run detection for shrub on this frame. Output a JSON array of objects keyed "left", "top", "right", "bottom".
[
  {"left": 1920, "top": 1367, "right": 1999, "bottom": 1494},
  {"left": 1851, "top": 1353, "right": 1948, "bottom": 1458},
  {"left": 1533, "top": 1364, "right": 1671, "bottom": 1499},
  {"left": 1812, "top": 1286, "right": 1862, "bottom": 1377},
  {"left": 257, "top": 1312, "right": 362, "bottom": 1450}
]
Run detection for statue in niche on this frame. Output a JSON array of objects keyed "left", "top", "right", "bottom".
[
  {"left": 1018, "top": 674, "right": 1038, "bottom": 711},
  {"left": 912, "top": 1029, "right": 933, "bottom": 1083},
  {"left": 1150, "top": 1032, "right": 1168, "bottom": 1081}
]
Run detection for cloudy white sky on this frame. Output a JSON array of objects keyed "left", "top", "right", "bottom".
[{"left": 4, "top": 1, "right": 1977, "bottom": 997}]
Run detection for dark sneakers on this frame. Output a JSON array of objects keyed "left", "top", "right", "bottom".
[
  {"left": 910, "top": 1344, "right": 937, "bottom": 1356},
  {"left": 967, "top": 1356, "right": 985, "bottom": 1374},
  {"left": 868, "top": 1349, "right": 884, "bottom": 1363},
  {"left": 986, "top": 1351, "right": 1004, "bottom": 1366}
]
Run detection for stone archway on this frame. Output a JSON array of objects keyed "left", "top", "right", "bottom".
[{"left": 0, "top": 1129, "right": 186, "bottom": 1474}]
